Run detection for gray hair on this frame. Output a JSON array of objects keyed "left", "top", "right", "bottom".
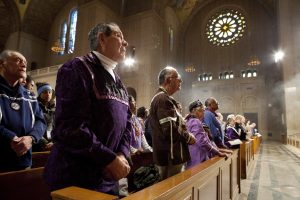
[
  {"left": 0, "top": 50, "right": 19, "bottom": 61},
  {"left": 88, "top": 22, "right": 119, "bottom": 51},
  {"left": 227, "top": 114, "right": 235, "bottom": 121},
  {"left": 158, "top": 66, "right": 177, "bottom": 85}
]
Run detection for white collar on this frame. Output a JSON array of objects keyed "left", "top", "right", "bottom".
[{"left": 93, "top": 51, "right": 117, "bottom": 81}]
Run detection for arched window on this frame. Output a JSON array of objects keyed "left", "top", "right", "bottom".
[
  {"left": 219, "top": 71, "right": 234, "bottom": 79},
  {"left": 198, "top": 73, "right": 213, "bottom": 82},
  {"left": 224, "top": 72, "right": 229, "bottom": 79},
  {"left": 241, "top": 69, "right": 257, "bottom": 78},
  {"left": 219, "top": 72, "right": 223, "bottom": 79},
  {"left": 59, "top": 22, "right": 67, "bottom": 55},
  {"left": 68, "top": 8, "right": 78, "bottom": 54}
]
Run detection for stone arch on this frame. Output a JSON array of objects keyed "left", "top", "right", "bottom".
[
  {"left": 219, "top": 96, "right": 234, "bottom": 111},
  {"left": 0, "top": 0, "right": 20, "bottom": 51},
  {"left": 241, "top": 95, "right": 259, "bottom": 109}
]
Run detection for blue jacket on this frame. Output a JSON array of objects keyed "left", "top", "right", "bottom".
[
  {"left": 0, "top": 75, "right": 46, "bottom": 170},
  {"left": 203, "top": 109, "right": 223, "bottom": 147}
]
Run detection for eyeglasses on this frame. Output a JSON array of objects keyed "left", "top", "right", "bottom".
[
  {"left": 8, "top": 56, "right": 27, "bottom": 66},
  {"left": 169, "top": 75, "right": 182, "bottom": 82},
  {"left": 195, "top": 107, "right": 205, "bottom": 111}
]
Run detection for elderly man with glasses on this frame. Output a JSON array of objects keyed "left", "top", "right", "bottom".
[
  {"left": 44, "top": 23, "right": 132, "bottom": 196},
  {"left": 149, "top": 66, "right": 196, "bottom": 181},
  {"left": 0, "top": 50, "right": 46, "bottom": 172}
]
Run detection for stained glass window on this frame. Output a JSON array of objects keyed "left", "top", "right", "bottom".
[
  {"left": 206, "top": 10, "right": 246, "bottom": 46},
  {"left": 59, "top": 22, "right": 67, "bottom": 55},
  {"left": 68, "top": 9, "right": 78, "bottom": 54}
]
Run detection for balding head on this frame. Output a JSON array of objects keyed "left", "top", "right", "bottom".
[
  {"left": 157, "top": 66, "right": 182, "bottom": 95},
  {"left": 0, "top": 50, "right": 27, "bottom": 87}
]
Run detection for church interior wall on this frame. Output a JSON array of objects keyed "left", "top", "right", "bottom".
[
  {"left": 182, "top": 0, "right": 282, "bottom": 140},
  {"left": 4, "top": 0, "right": 300, "bottom": 140},
  {"left": 120, "top": 10, "right": 165, "bottom": 107},
  {"left": 278, "top": 0, "right": 300, "bottom": 135},
  {"left": 6, "top": 31, "right": 47, "bottom": 71}
]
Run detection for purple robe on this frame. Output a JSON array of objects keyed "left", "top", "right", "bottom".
[
  {"left": 44, "top": 52, "right": 132, "bottom": 193},
  {"left": 130, "top": 115, "right": 142, "bottom": 149},
  {"left": 224, "top": 126, "right": 240, "bottom": 147},
  {"left": 186, "top": 115, "right": 219, "bottom": 169}
]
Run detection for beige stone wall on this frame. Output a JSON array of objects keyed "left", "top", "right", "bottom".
[
  {"left": 120, "top": 10, "right": 165, "bottom": 108},
  {"left": 191, "top": 78, "right": 268, "bottom": 138},
  {"left": 19, "top": 0, "right": 294, "bottom": 141},
  {"left": 6, "top": 31, "right": 47, "bottom": 70},
  {"left": 181, "top": 0, "right": 284, "bottom": 140},
  {"left": 278, "top": 0, "right": 300, "bottom": 135}
]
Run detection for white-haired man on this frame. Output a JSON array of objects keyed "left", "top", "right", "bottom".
[
  {"left": 149, "top": 66, "right": 196, "bottom": 180},
  {"left": 0, "top": 50, "right": 46, "bottom": 172}
]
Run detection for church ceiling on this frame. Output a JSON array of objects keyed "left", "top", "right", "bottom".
[
  {"left": 0, "top": 0, "right": 276, "bottom": 51},
  {"left": 22, "top": 0, "right": 70, "bottom": 40}
]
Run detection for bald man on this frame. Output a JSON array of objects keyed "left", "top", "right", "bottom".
[
  {"left": 0, "top": 50, "right": 46, "bottom": 172},
  {"left": 149, "top": 66, "right": 196, "bottom": 180}
]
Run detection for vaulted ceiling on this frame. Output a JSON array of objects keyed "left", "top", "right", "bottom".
[{"left": 0, "top": 0, "right": 276, "bottom": 52}]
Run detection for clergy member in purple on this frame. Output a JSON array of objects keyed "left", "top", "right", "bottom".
[
  {"left": 44, "top": 23, "right": 132, "bottom": 195},
  {"left": 186, "top": 100, "right": 228, "bottom": 169}
]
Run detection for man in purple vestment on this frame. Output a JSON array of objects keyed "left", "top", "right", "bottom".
[{"left": 44, "top": 23, "right": 132, "bottom": 195}]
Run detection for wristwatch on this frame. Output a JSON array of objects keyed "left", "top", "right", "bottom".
[{"left": 30, "top": 136, "right": 37, "bottom": 144}]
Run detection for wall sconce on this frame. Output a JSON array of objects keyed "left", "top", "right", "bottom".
[
  {"left": 185, "top": 65, "right": 196, "bottom": 73},
  {"left": 124, "top": 45, "right": 136, "bottom": 66},
  {"left": 247, "top": 55, "right": 261, "bottom": 66},
  {"left": 274, "top": 50, "right": 284, "bottom": 63}
]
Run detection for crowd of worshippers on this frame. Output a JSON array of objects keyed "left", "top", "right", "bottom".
[{"left": 0, "top": 22, "right": 258, "bottom": 197}]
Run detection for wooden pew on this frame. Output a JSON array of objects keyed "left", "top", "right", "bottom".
[
  {"left": 32, "top": 151, "right": 50, "bottom": 168},
  {"left": 51, "top": 149, "right": 241, "bottom": 200},
  {"left": 52, "top": 186, "right": 118, "bottom": 200},
  {"left": 240, "top": 140, "right": 254, "bottom": 179},
  {"left": 0, "top": 167, "right": 50, "bottom": 200},
  {"left": 287, "top": 134, "right": 300, "bottom": 148}
]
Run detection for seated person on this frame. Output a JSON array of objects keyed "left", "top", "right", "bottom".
[
  {"left": 33, "top": 82, "right": 55, "bottom": 151},
  {"left": 186, "top": 100, "right": 231, "bottom": 169},
  {"left": 128, "top": 96, "right": 152, "bottom": 154}
]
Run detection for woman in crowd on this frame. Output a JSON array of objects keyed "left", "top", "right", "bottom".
[
  {"left": 185, "top": 100, "right": 231, "bottom": 169},
  {"left": 33, "top": 82, "right": 55, "bottom": 151},
  {"left": 235, "top": 115, "right": 248, "bottom": 141},
  {"left": 128, "top": 95, "right": 152, "bottom": 154},
  {"left": 224, "top": 114, "right": 241, "bottom": 147}
]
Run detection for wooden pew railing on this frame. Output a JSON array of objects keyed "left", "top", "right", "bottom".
[
  {"left": 52, "top": 149, "right": 240, "bottom": 200},
  {"left": 240, "top": 140, "right": 254, "bottom": 179},
  {"left": 240, "top": 135, "right": 262, "bottom": 179},
  {"left": 32, "top": 151, "right": 50, "bottom": 168},
  {"left": 0, "top": 151, "right": 51, "bottom": 200},
  {"left": 0, "top": 167, "right": 50, "bottom": 200},
  {"left": 287, "top": 134, "right": 300, "bottom": 148}
]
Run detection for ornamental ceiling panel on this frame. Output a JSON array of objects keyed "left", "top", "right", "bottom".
[{"left": 22, "top": 0, "right": 69, "bottom": 40}]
